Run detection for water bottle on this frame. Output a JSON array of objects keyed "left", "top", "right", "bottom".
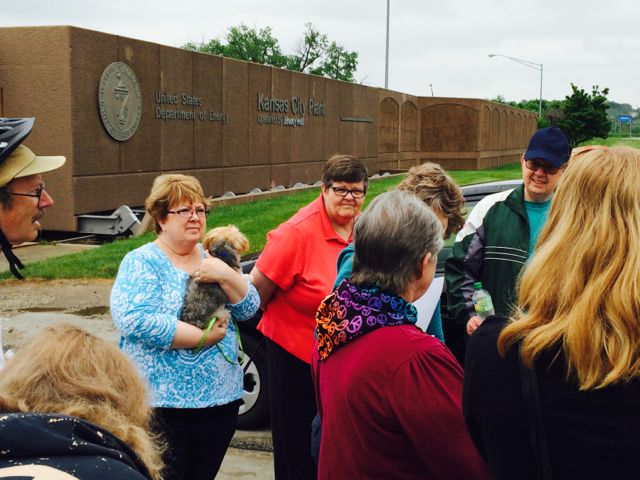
[{"left": 472, "top": 282, "right": 495, "bottom": 322}]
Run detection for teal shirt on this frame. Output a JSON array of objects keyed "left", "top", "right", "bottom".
[
  {"left": 334, "top": 243, "right": 445, "bottom": 343},
  {"left": 524, "top": 199, "right": 552, "bottom": 256}
]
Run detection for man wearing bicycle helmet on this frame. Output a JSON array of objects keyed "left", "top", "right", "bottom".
[{"left": 0, "top": 118, "right": 65, "bottom": 279}]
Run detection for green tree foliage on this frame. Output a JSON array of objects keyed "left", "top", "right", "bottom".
[
  {"left": 320, "top": 41, "right": 359, "bottom": 82},
  {"left": 286, "top": 23, "right": 328, "bottom": 75},
  {"left": 183, "top": 25, "right": 287, "bottom": 67},
  {"left": 491, "top": 85, "right": 612, "bottom": 142},
  {"left": 490, "top": 96, "right": 563, "bottom": 128},
  {"left": 607, "top": 100, "right": 634, "bottom": 118},
  {"left": 183, "top": 23, "right": 358, "bottom": 82},
  {"left": 555, "top": 84, "right": 610, "bottom": 146}
]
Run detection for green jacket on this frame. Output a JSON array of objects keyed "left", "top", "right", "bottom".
[{"left": 445, "top": 185, "right": 530, "bottom": 326}]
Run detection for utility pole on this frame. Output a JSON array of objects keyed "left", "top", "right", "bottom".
[{"left": 385, "top": 0, "right": 390, "bottom": 89}]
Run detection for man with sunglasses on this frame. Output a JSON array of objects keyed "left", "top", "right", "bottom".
[
  {"left": 0, "top": 118, "right": 65, "bottom": 279},
  {"left": 445, "top": 127, "right": 570, "bottom": 338}
]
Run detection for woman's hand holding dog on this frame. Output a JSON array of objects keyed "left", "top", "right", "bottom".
[
  {"left": 203, "top": 311, "right": 230, "bottom": 347},
  {"left": 196, "top": 254, "right": 248, "bottom": 304},
  {"left": 171, "top": 311, "right": 230, "bottom": 349}
]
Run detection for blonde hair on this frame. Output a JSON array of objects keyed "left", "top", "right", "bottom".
[
  {"left": 0, "top": 324, "right": 164, "bottom": 480},
  {"left": 202, "top": 225, "right": 250, "bottom": 256},
  {"left": 145, "top": 174, "right": 209, "bottom": 234},
  {"left": 498, "top": 146, "right": 640, "bottom": 389},
  {"left": 397, "top": 162, "right": 465, "bottom": 238}
]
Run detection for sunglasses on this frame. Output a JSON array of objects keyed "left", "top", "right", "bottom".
[{"left": 524, "top": 160, "right": 563, "bottom": 175}]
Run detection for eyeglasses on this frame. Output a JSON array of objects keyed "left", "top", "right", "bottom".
[
  {"left": 167, "top": 207, "right": 208, "bottom": 219},
  {"left": 330, "top": 186, "right": 366, "bottom": 199},
  {"left": 524, "top": 160, "right": 563, "bottom": 175},
  {"left": 9, "top": 183, "right": 46, "bottom": 206}
]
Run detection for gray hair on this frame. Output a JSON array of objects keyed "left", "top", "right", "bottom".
[{"left": 351, "top": 190, "right": 443, "bottom": 295}]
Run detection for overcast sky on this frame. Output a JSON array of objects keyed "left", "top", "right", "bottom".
[{"left": 4, "top": 0, "right": 638, "bottom": 107}]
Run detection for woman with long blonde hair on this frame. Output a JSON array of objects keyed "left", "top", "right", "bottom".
[
  {"left": 0, "top": 324, "right": 163, "bottom": 480},
  {"left": 463, "top": 146, "right": 640, "bottom": 480}
]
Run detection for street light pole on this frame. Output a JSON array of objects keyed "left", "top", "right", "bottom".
[
  {"left": 429, "top": 84, "right": 434, "bottom": 96},
  {"left": 385, "top": 0, "right": 390, "bottom": 89},
  {"left": 488, "top": 53, "right": 543, "bottom": 118}
]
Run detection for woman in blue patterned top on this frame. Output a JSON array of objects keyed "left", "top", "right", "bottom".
[{"left": 110, "top": 174, "right": 260, "bottom": 480}]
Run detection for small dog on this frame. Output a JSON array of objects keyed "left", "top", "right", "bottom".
[{"left": 179, "top": 225, "right": 250, "bottom": 329}]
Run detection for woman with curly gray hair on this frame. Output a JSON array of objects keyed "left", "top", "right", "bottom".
[{"left": 334, "top": 162, "right": 465, "bottom": 343}]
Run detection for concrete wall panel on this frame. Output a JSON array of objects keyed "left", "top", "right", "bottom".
[
  {"left": 290, "top": 162, "right": 325, "bottom": 185},
  {"left": 271, "top": 164, "right": 291, "bottom": 188},
  {"left": 400, "top": 101, "right": 418, "bottom": 152},
  {"left": 379, "top": 97, "right": 399, "bottom": 153},
  {"left": 324, "top": 80, "right": 341, "bottom": 157},
  {"left": 365, "top": 87, "right": 379, "bottom": 159},
  {"left": 308, "top": 76, "right": 326, "bottom": 162},
  {"left": 270, "top": 69, "right": 292, "bottom": 164},
  {"left": 223, "top": 165, "right": 270, "bottom": 193},
  {"left": 248, "top": 63, "right": 272, "bottom": 167},
  {"left": 159, "top": 46, "right": 194, "bottom": 171},
  {"left": 69, "top": 28, "right": 120, "bottom": 177},
  {"left": 222, "top": 58, "right": 248, "bottom": 167},
  {"left": 339, "top": 82, "right": 356, "bottom": 155},
  {"left": 421, "top": 103, "right": 478, "bottom": 152},
  {"left": 194, "top": 53, "right": 223, "bottom": 169},
  {"left": 291, "top": 72, "right": 310, "bottom": 164}
]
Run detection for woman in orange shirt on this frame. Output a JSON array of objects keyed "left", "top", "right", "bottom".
[{"left": 251, "top": 154, "right": 368, "bottom": 480}]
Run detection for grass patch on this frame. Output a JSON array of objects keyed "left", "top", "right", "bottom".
[
  {"left": 579, "top": 137, "right": 640, "bottom": 149},
  {"left": 7, "top": 164, "right": 521, "bottom": 280}
]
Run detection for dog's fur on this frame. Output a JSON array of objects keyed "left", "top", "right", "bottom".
[{"left": 179, "top": 225, "right": 250, "bottom": 329}]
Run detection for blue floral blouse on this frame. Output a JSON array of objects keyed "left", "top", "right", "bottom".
[{"left": 110, "top": 242, "right": 260, "bottom": 408}]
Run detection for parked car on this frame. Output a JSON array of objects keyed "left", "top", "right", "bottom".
[{"left": 236, "top": 179, "right": 522, "bottom": 429}]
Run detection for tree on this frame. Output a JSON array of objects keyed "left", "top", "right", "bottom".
[
  {"left": 555, "top": 84, "right": 610, "bottom": 146},
  {"left": 286, "top": 23, "right": 328, "bottom": 75},
  {"left": 183, "top": 23, "right": 358, "bottom": 82},
  {"left": 319, "top": 42, "right": 359, "bottom": 82},
  {"left": 184, "top": 24, "right": 286, "bottom": 67},
  {"left": 489, "top": 96, "right": 564, "bottom": 128}
]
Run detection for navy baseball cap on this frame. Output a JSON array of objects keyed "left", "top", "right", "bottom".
[{"left": 524, "top": 127, "right": 570, "bottom": 168}]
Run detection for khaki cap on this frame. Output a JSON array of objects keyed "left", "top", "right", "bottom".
[{"left": 0, "top": 144, "right": 66, "bottom": 187}]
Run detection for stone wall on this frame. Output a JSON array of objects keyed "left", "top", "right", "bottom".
[{"left": 0, "top": 26, "right": 536, "bottom": 232}]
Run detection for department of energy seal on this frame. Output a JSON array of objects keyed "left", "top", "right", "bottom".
[{"left": 98, "top": 62, "right": 142, "bottom": 141}]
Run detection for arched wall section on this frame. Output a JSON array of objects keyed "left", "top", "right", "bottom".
[
  {"left": 378, "top": 97, "right": 399, "bottom": 153},
  {"left": 420, "top": 103, "right": 478, "bottom": 152},
  {"left": 400, "top": 101, "right": 417, "bottom": 152}
]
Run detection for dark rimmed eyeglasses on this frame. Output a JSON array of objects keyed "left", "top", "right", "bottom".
[
  {"left": 329, "top": 186, "right": 366, "bottom": 199},
  {"left": 9, "top": 182, "right": 46, "bottom": 206},
  {"left": 167, "top": 207, "right": 208, "bottom": 219},
  {"left": 524, "top": 160, "right": 563, "bottom": 175}
]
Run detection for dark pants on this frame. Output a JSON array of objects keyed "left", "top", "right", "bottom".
[
  {"left": 266, "top": 338, "right": 318, "bottom": 480},
  {"left": 154, "top": 401, "right": 240, "bottom": 480}
]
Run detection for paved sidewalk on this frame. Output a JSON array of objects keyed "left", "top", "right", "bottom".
[{"left": 0, "top": 242, "right": 97, "bottom": 273}]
